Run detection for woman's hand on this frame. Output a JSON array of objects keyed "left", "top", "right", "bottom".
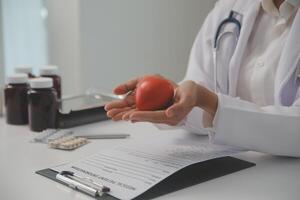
[
  {"left": 127, "top": 80, "right": 201, "bottom": 125},
  {"left": 105, "top": 77, "right": 218, "bottom": 126},
  {"left": 104, "top": 75, "right": 177, "bottom": 121}
]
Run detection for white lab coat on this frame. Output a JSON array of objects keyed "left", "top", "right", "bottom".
[{"left": 183, "top": 0, "right": 300, "bottom": 157}]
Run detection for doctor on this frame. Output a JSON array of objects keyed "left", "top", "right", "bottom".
[{"left": 105, "top": 0, "right": 300, "bottom": 157}]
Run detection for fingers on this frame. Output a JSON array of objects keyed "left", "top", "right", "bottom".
[
  {"left": 107, "top": 107, "right": 132, "bottom": 118},
  {"left": 104, "top": 95, "right": 135, "bottom": 111},
  {"left": 112, "top": 109, "right": 133, "bottom": 121},
  {"left": 129, "top": 111, "right": 180, "bottom": 125},
  {"left": 122, "top": 109, "right": 138, "bottom": 121},
  {"left": 108, "top": 108, "right": 183, "bottom": 126},
  {"left": 166, "top": 98, "right": 187, "bottom": 117},
  {"left": 130, "top": 111, "right": 167, "bottom": 122},
  {"left": 105, "top": 100, "right": 128, "bottom": 111},
  {"left": 114, "top": 78, "right": 140, "bottom": 95}
]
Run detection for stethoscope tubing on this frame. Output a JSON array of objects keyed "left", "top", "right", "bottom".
[{"left": 213, "top": 10, "right": 242, "bottom": 93}]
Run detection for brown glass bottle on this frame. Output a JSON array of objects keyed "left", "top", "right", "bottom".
[
  {"left": 41, "top": 74, "right": 61, "bottom": 99},
  {"left": 4, "top": 74, "right": 29, "bottom": 125},
  {"left": 40, "top": 66, "right": 62, "bottom": 99},
  {"left": 28, "top": 78, "right": 58, "bottom": 132}
]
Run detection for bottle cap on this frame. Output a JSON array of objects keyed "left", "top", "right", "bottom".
[
  {"left": 30, "top": 78, "right": 53, "bottom": 88},
  {"left": 15, "top": 65, "right": 33, "bottom": 74},
  {"left": 6, "top": 73, "right": 28, "bottom": 84},
  {"left": 39, "top": 65, "right": 59, "bottom": 76}
]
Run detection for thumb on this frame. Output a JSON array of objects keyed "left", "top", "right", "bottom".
[
  {"left": 113, "top": 78, "right": 140, "bottom": 95},
  {"left": 166, "top": 88, "right": 183, "bottom": 117},
  {"left": 166, "top": 101, "right": 185, "bottom": 118},
  {"left": 113, "top": 85, "right": 129, "bottom": 95}
]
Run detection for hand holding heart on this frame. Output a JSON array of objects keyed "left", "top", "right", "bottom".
[{"left": 104, "top": 75, "right": 218, "bottom": 126}]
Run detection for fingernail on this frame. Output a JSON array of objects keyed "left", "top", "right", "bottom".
[{"left": 106, "top": 111, "right": 113, "bottom": 118}]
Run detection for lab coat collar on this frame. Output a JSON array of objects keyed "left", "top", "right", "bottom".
[
  {"left": 228, "top": 0, "right": 262, "bottom": 96},
  {"left": 275, "top": 9, "right": 300, "bottom": 105},
  {"left": 287, "top": 0, "right": 300, "bottom": 7},
  {"left": 262, "top": 0, "right": 297, "bottom": 20},
  {"left": 262, "top": 0, "right": 281, "bottom": 17},
  {"left": 279, "top": 1, "right": 298, "bottom": 22}
]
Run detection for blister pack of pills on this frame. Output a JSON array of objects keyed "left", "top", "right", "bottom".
[
  {"left": 48, "top": 136, "right": 88, "bottom": 150},
  {"left": 32, "top": 129, "right": 129, "bottom": 151},
  {"left": 32, "top": 129, "right": 74, "bottom": 144}
]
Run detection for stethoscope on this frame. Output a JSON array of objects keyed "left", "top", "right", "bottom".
[
  {"left": 212, "top": 10, "right": 242, "bottom": 93},
  {"left": 213, "top": 10, "right": 300, "bottom": 93}
]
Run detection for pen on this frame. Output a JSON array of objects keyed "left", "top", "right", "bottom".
[
  {"left": 56, "top": 171, "right": 110, "bottom": 197},
  {"left": 75, "top": 133, "right": 130, "bottom": 139}
]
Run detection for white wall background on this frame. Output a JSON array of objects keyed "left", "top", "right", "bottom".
[
  {"left": 0, "top": 1, "right": 4, "bottom": 85},
  {"left": 1, "top": 0, "right": 48, "bottom": 76},
  {"left": 46, "top": 0, "right": 83, "bottom": 95},
  {"left": 46, "top": 0, "right": 216, "bottom": 95}
]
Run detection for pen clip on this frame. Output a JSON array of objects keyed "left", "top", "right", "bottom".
[{"left": 56, "top": 171, "right": 110, "bottom": 197}]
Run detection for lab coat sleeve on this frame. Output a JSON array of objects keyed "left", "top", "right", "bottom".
[{"left": 212, "top": 94, "right": 300, "bottom": 157}]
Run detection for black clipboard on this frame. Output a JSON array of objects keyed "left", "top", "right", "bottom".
[{"left": 36, "top": 156, "right": 255, "bottom": 200}]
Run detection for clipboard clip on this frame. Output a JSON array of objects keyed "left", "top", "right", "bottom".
[{"left": 56, "top": 171, "right": 110, "bottom": 197}]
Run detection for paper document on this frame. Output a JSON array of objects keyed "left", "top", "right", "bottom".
[{"left": 52, "top": 136, "right": 239, "bottom": 200}]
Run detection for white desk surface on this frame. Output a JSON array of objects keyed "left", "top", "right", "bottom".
[{"left": 0, "top": 117, "right": 300, "bottom": 200}]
